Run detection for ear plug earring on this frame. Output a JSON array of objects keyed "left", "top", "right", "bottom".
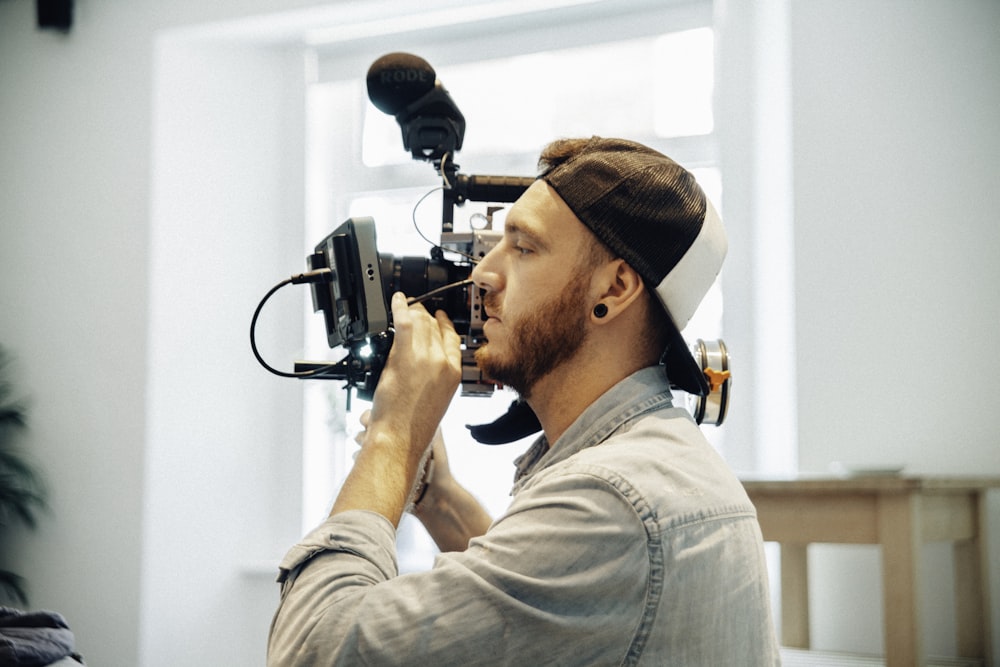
[{"left": 593, "top": 303, "right": 608, "bottom": 318}]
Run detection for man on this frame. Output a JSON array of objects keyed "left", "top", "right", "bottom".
[{"left": 268, "top": 137, "right": 780, "bottom": 665}]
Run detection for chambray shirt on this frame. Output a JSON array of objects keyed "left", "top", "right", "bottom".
[{"left": 268, "top": 367, "right": 780, "bottom": 666}]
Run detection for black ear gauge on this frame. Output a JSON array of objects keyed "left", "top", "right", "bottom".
[{"left": 593, "top": 303, "right": 608, "bottom": 318}]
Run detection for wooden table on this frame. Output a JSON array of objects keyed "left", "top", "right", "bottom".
[{"left": 741, "top": 475, "right": 1000, "bottom": 667}]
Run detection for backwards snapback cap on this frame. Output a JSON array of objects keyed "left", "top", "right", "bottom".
[
  {"left": 540, "top": 136, "right": 727, "bottom": 395},
  {"left": 467, "top": 137, "right": 727, "bottom": 445}
]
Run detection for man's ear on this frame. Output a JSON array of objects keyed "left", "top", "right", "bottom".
[{"left": 590, "top": 259, "right": 646, "bottom": 323}]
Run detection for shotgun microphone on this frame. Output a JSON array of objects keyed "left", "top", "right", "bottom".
[{"left": 366, "top": 52, "right": 466, "bottom": 161}]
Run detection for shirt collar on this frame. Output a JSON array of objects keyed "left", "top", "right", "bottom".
[{"left": 512, "top": 366, "right": 678, "bottom": 489}]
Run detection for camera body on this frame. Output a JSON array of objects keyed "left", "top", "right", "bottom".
[
  {"left": 297, "top": 51, "right": 536, "bottom": 399},
  {"left": 304, "top": 215, "right": 505, "bottom": 399}
]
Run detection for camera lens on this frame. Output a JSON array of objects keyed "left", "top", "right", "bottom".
[{"left": 379, "top": 254, "right": 472, "bottom": 332}]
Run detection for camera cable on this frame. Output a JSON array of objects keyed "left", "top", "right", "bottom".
[
  {"left": 251, "top": 270, "right": 475, "bottom": 380},
  {"left": 250, "top": 269, "right": 344, "bottom": 379}
]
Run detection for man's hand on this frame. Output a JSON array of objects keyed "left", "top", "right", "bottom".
[
  {"left": 367, "top": 292, "right": 462, "bottom": 458},
  {"left": 329, "top": 293, "right": 462, "bottom": 525}
]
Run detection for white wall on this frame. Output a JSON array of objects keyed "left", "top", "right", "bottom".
[
  {"left": 1, "top": 0, "right": 998, "bottom": 665},
  {"left": 0, "top": 1, "right": 317, "bottom": 665},
  {"left": 1, "top": 3, "right": 153, "bottom": 664},
  {"left": 789, "top": 0, "right": 1000, "bottom": 658},
  {"left": 140, "top": 36, "right": 309, "bottom": 666}
]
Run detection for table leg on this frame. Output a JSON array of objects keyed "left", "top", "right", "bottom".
[
  {"left": 879, "top": 492, "right": 925, "bottom": 667},
  {"left": 780, "top": 543, "right": 810, "bottom": 648},
  {"left": 953, "top": 492, "right": 993, "bottom": 664}
]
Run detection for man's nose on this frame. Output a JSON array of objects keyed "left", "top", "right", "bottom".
[{"left": 471, "top": 247, "right": 500, "bottom": 292}]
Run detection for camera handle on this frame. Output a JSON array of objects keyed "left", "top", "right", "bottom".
[
  {"left": 439, "top": 171, "right": 534, "bottom": 231},
  {"left": 293, "top": 331, "right": 393, "bottom": 410}
]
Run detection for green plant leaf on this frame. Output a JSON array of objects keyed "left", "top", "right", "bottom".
[
  {"left": 0, "top": 345, "right": 48, "bottom": 607},
  {"left": 0, "top": 570, "right": 29, "bottom": 606}
]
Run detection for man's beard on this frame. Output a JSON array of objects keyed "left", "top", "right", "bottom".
[{"left": 475, "top": 274, "right": 591, "bottom": 398}]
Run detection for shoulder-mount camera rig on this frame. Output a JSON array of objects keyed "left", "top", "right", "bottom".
[{"left": 250, "top": 52, "right": 730, "bottom": 427}]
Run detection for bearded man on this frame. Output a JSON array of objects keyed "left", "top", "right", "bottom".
[{"left": 268, "top": 137, "right": 780, "bottom": 666}]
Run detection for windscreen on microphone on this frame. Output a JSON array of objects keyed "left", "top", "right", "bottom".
[{"left": 367, "top": 52, "right": 437, "bottom": 116}]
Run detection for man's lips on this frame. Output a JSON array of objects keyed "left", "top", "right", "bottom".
[
  {"left": 481, "top": 295, "right": 501, "bottom": 323},
  {"left": 482, "top": 311, "right": 501, "bottom": 338}
]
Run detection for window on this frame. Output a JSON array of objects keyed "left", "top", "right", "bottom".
[{"left": 301, "top": 0, "right": 722, "bottom": 570}]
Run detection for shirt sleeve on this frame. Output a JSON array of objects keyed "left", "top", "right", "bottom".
[{"left": 266, "top": 468, "right": 652, "bottom": 667}]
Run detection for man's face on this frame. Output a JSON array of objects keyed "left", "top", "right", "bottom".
[{"left": 471, "top": 180, "right": 601, "bottom": 398}]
